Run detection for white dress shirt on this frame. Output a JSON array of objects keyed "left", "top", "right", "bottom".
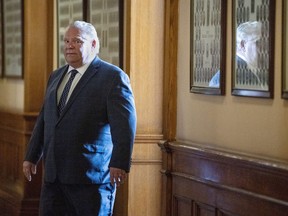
[{"left": 57, "top": 61, "right": 93, "bottom": 105}]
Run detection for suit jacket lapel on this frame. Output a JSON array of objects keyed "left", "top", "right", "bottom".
[
  {"left": 55, "top": 65, "right": 69, "bottom": 104},
  {"left": 46, "top": 65, "right": 68, "bottom": 122},
  {"left": 57, "top": 57, "right": 101, "bottom": 122}
]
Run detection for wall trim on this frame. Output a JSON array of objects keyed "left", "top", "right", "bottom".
[{"left": 159, "top": 140, "right": 288, "bottom": 216}]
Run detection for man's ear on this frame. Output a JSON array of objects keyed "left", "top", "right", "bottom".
[
  {"left": 240, "top": 40, "right": 246, "bottom": 51},
  {"left": 92, "top": 40, "right": 97, "bottom": 48}
]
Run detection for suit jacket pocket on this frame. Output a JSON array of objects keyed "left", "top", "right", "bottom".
[{"left": 82, "top": 143, "right": 112, "bottom": 172}]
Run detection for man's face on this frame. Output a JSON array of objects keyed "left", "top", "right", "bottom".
[
  {"left": 63, "top": 27, "right": 95, "bottom": 68},
  {"left": 244, "top": 39, "right": 259, "bottom": 68}
]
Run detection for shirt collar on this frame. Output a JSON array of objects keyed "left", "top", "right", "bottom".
[{"left": 67, "top": 58, "right": 94, "bottom": 76}]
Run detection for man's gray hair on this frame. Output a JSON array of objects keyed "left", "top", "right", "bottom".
[
  {"left": 236, "top": 21, "right": 262, "bottom": 44},
  {"left": 68, "top": 20, "right": 100, "bottom": 54}
]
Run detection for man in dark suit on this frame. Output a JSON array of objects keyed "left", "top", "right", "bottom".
[
  {"left": 209, "top": 21, "right": 263, "bottom": 88},
  {"left": 23, "top": 20, "right": 137, "bottom": 215}
]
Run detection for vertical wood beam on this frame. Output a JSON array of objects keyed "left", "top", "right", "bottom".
[
  {"left": 160, "top": 0, "right": 178, "bottom": 215},
  {"left": 163, "top": 0, "right": 178, "bottom": 141},
  {"left": 24, "top": 0, "right": 54, "bottom": 113}
]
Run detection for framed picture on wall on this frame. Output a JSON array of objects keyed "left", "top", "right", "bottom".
[
  {"left": 282, "top": 0, "right": 288, "bottom": 99},
  {"left": 190, "top": 0, "right": 227, "bottom": 95},
  {"left": 57, "top": 0, "right": 84, "bottom": 67},
  {"left": 57, "top": 0, "right": 123, "bottom": 69},
  {"left": 232, "top": 0, "right": 275, "bottom": 98},
  {"left": 87, "top": 0, "right": 123, "bottom": 69},
  {"left": 3, "top": 0, "right": 23, "bottom": 78},
  {"left": 0, "top": 0, "right": 3, "bottom": 78}
]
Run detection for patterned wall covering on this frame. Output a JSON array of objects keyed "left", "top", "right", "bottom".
[
  {"left": 235, "top": 0, "right": 270, "bottom": 90},
  {"left": 3, "top": 0, "right": 22, "bottom": 77},
  {"left": 58, "top": 0, "right": 83, "bottom": 67},
  {"left": 89, "top": 0, "right": 120, "bottom": 67},
  {"left": 192, "top": 0, "right": 222, "bottom": 87},
  {"left": 57, "top": 0, "right": 120, "bottom": 67}
]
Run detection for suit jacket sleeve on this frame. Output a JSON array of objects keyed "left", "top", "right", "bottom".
[
  {"left": 24, "top": 72, "right": 56, "bottom": 164},
  {"left": 24, "top": 106, "right": 45, "bottom": 164},
  {"left": 107, "top": 71, "right": 137, "bottom": 172}
]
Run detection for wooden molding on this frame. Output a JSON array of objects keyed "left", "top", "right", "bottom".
[
  {"left": 163, "top": 0, "right": 178, "bottom": 140},
  {"left": 0, "top": 110, "right": 41, "bottom": 216},
  {"left": 160, "top": 140, "right": 288, "bottom": 216}
]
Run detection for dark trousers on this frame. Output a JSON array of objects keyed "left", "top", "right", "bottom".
[{"left": 39, "top": 180, "right": 116, "bottom": 216}]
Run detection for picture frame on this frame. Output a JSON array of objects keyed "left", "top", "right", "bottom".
[
  {"left": 2, "top": 0, "right": 23, "bottom": 78},
  {"left": 282, "top": 0, "right": 288, "bottom": 99},
  {"left": 57, "top": 0, "right": 123, "bottom": 69},
  {"left": 87, "top": 0, "right": 123, "bottom": 69},
  {"left": 57, "top": 0, "right": 84, "bottom": 67},
  {"left": 232, "top": 0, "right": 275, "bottom": 98},
  {"left": 190, "top": 0, "right": 227, "bottom": 95},
  {"left": 0, "top": 0, "right": 3, "bottom": 78}
]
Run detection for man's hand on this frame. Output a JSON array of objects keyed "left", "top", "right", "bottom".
[
  {"left": 110, "top": 167, "right": 127, "bottom": 187},
  {"left": 23, "top": 161, "right": 37, "bottom": 181}
]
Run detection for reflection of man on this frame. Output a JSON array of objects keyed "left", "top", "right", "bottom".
[{"left": 209, "top": 21, "right": 262, "bottom": 88}]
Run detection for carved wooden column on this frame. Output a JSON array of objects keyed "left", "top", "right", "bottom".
[
  {"left": 159, "top": 0, "right": 178, "bottom": 215},
  {"left": 116, "top": 0, "right": 166, "bottom": 215},
  {"left": 158, "top": 140, "right": 173, "bottom": 216}
]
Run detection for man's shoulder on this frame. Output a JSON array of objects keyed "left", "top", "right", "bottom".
[{"left": 94, "top": 57, "right": 126, "bottom": 77}]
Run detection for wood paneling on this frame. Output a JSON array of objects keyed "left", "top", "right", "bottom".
[
  {"left": 163, "top": 0, "right": 178, "bottom": 140},
  {"left": 128, "top": 134, "right": 163, "bottom": 216},
  {"left": 159, "top": 141, "right": 288, "bottom": 216},
  {"left": 129, "top": 0, "right": 164, "bottom": 134},
  {"left": 118, "top": 0, "right": 166, "bottom": 215},
  {"left": 161, "top": 0, "right": 179, "bottom": 213},
  {"left": 113, "top": 134, "right": 163, "bottom": 216},
  {"left": 0, "top": 110, "right": 41, "bottom": 216},
  {"left": 24, "top": 0, "right": 54, "bottom": 112}
]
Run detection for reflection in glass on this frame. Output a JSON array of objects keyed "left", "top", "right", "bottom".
[
  {"left": 88, "top": 0, "right": 120, "bottom": 67},
  {"left": 235, "top": 21, "right": 265, "bottom": 89},
  {"left": 58, "top": 0, "right": 83, "bottom": 67},
  {"left": 234, "top": 0, "right": 270, "bottom": 90}
]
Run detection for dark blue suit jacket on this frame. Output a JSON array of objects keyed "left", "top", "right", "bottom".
[{"left": 25, "top": 57, "right": 137, "bottom": 184}]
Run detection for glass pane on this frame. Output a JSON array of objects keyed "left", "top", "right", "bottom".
[
  {"left": 192, "top": 0, "right": 222, "bottom": 88},
  {"left": 234, "top": 0, "right": 270, "bottom": 90},
  {"left": 3, "top": 0, "right": 22, "bottom": 77},
  {"left": 57, "top": 0, "right": 83, "bottom": 67},
  {"left": 89, "top": 0, "right": 120, "bottom": 67}
]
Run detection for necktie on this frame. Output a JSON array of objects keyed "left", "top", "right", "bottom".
[{"left": 58, "top": 69, "right": 78, "bottom": 115}]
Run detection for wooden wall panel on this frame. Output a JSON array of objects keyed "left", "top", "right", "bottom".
[
  {"left": 159, "top": 141, "right": 288, "bottom": 216},
  {"left": 115, "top": 134, "right": 163, "bottom": 216},
  {"left": 0, "top": 110, "right": 40, "bottom": 216},
  {"left": 163, "top": 0, "right": 178, "bottom": 140},
  {"left": 113, "top": 134, "right": 163, "bottom": 216},
  {"left": 121, "top": 0, "right": 166, "bottom": 215},
  {"left": 24, "top": 0, "right": 54, "bottom": 112}
]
